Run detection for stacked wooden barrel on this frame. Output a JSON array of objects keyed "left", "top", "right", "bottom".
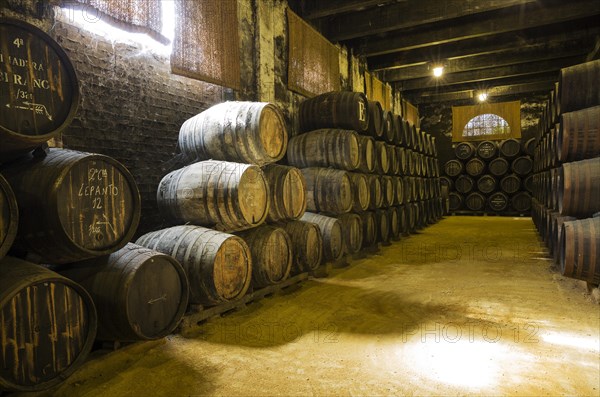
[
  {"left": 292, "top": 91, "right": 443, "bottom": 252},
  {"left": 443, "top": 138, "right": 533, "bottom": 214},
  {"left": 531, "top": 59, "right": 600, "bottom": 285}
]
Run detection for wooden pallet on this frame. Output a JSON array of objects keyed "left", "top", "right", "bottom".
[{"left": 179, "top": 272, "right": 309, "bottom": 332}]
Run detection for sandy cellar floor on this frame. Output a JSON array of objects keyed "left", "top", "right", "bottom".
[{"left": 14, "top": 216, "right": 600, "bottom": 397}]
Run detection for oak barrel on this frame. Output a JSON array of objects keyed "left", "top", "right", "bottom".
[
  {"left": 465, "top": 192, "right": 486, "bottom": 211},
  {"left": 383, "top": 111, "right": 396, "bottom": 144},
  {"left": 287, "top": 129, "right": 360, "bottom": 171},
  {"left": 179, "top": 101, "right": 287, "bottom": 166},
  {"left": 477, "top": 175, "right": 497, "bottom": 194},
  {"left": 393, "top": 114, "right": 404, "bottom": 146},
  {"left": 511, "top": 156, "right": 533, "bottom": 176},
  {"left": 455, "top": 142, "right": 475, "bottom": 160},
  {"left": 337, "top": 213, "right": 363, "bottom": 255},
  {"left": 558, "top": 106, "right": 600, "bottom": 163},
  {"left": 136, "top": 225, "right": 252, "bottom": 305},
  {"left": 381, "top": 175, "right": 395, "bottom": 208},
  {"left": 348, "top": 172, "right": 370, "bottom": 212},
  {"left": 367, "top": 174, "right": 384, "bottom": 209},
  {"left": 444, "top": 159, "right": 463, "bottom": 177},
  {"left": 366, "top": 100, "right": 384, "bottom": 139},
  {"left": 387, "top": 144, "right": 399, "bottom": 175},
  {"left": 500, "top": 174, "right": 521, "bottom": 194},
  {"left": 455, "top": 175, "right": 474, "bottom": 194},
  {"left": 262, "top": 164, "right": 307, "bottom": 222},
  {"left": 439, "top": 176, "right": 453, "bottom": 191},
  {"left": 237, "top": 225, "right": 292, "bottom": 289},
  {"left": 552, "top": 215, "right": 576, "bottom": 266},
  {"left": 477, "top": 141, "right": 498, "bottom": 160},
  {"left": 0, "top": 257, "right": 96, "bottom": 392},
  {"left": 357, "top": 135, "right": 376, "bottom": 173},
  {"left": 277, "top": 220, "right": 323, "bottom": 274},
  {"left": 393, "top": 177, "right": 404, "bottom": 205},
  {"left": 498, "top": 138, "right": 521, "bottom": 158},
  {"left": 300, "top": 212, "right": 344, "bottom": 262},
  {"left": 396, "top": 146, "right": 407, "bottom": 174},
  {"left": 299, "top": 91, "right": 369, "bottom": 132},
  {"left": 0, "top": 173, "right": 18, "bottom": 259},
  {"left": 358, "top": 211, "right": 377, "bottom": 247},
  {"left": 402, "top": 119, "right": 412, "bottom": 148},
  {"left": 375, "top": 209, "right": 390, "bottom": 243},
  {"left": 558, "top": 158, "right": 600, "bottom": 217},
  {"left": 375, "top": 141, "right": 390, "bottom": 174},
  {"left": 2, "top": 149, "right": 140, "bottom": 264},
  {"left": 301, "top": 167, "right": 353, "bottom": 215},
  {"left": 465, "top": 157, "right": 486, "bottom": 177},
  {"left": 57, "top": 243, "right": 189, "bottom": 341},
  {"left": 524, "top": 138, "right": 536, "bottom": 156},
  {"left": 388, "top": 207, "right": 401, "bottom": 240},
  {"left": 488, "top": 157, "right": 509, "bottom": 177},
  {"left": 382, "top": 111, "right": 394, "bottom": 142},
  {"left": 511, "top": 192, "right": 531, "bottom": 212},
  {"left": 157, "top": 160, "right": 269, "bottom": 231},
  {"left": 559, "top": 59, "right": 600, "bottom": 114},
  {"left": 560, "top": 217, "right": 600, "bottom": 284},
  {"left": 0, "top": 19, "right": 79, "bottom": 161},
  {"left": 488, "top": 192, "right": 509, "bottom": 212}
]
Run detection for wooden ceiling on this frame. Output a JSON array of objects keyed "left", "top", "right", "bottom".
[{"left": 288, "top": 0, "right": 600, "bottom": 104}]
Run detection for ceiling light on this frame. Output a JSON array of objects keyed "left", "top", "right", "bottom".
[
  {"left": 478, "top": 92, "right": 488, "bottom": 102},
  {"left": 433, "top": 66, "right": 444, "bottom": 77}
]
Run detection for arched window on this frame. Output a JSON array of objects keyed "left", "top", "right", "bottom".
[{"left": 463, "top": 114, "right": 510, "bottom": 137}]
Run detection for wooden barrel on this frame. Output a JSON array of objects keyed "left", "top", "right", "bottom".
[
  {"left": 455, "top": 175, "right": 474, "bottom": 194},
  {"left": 237, "top": 225, "right": 292, "bottom": 289},
  {"left": 358, "top": 211, "right": 377, "bottom": 247},
  {"left": 299, "top": 91, "right": 369, "bottom": 132},
  {"left": 489, "top": 157, "right": 509, "bottom": 177},
  {"left": 375, "top": 141, "right": 390, "bottom": 174},
  {"left": 431, "top": 136, "right": 438, "bottom": 158},
  {"left": 477, "top": 141, "right": 498, "bottom": 160},
  {"left": 393, "top": 114, "right": 404, "bottom": 146},
  {"left": 558, "top": 158, "right": 600, "bottom": 217},
  {"left": 0, "top": 257, "right": 96, "bottom": 392},
  {"left": 383, "top": 111, "right": 396, "bottom": 144},
  {"left": 511, "top": 156, "right": 533, "bottom": 176},
  {"left": 157, "top": 160, "right": 268, "bottom": 231},
  {"left": 387, "top": 144, "right": 400, "bottom": 175},
  {"left": 405, "top": 149, "right": 415, "bottom": 175},
  {"left": 136, "top": 226, "right": 251, "bottom": 305},
  {"left": 375, "top": 209, "right": 390, "bottom": 243},
  {"left": 2, "top": 149, "right": 140, "bottom": 264},
  {"left": 444, "top": 159, "right": 463, "bottom": 177},
  {"left": 465, "top": 192, "right": 486, "bottom": 211},
  {"left": 262, "top": 164, "right": 307, "bottom": 222},
  {"left": 277, "top": 220, "right": 323, "bottom": 274},
  {"left": 300, "top": 212, "right": 344, "bottom": 262},
  {"left": 337, "top": 213, "right": 363, "bottom": 255},
  {"left": 357, "top": 135, "right": 376, "bottom": 173},
  {"left": 413, "top": 152, "right": 423, "bottom": 176},
  {"left": 396, "top": 147, "right": 407, "bottom": 174},
  {"left": 500, "top": 174, "right": 521, "bottom": 194},
  {"left": 465, "top": 158, "right": 486, "bottom": 177},
  {"left": 287, "top": 129, "right": 360, "bottom": 171},
  {"left": 559, "top": 59, "right": 600, "bottom": 114},
  {"left": 301, "top": 167, "right": 353, "bottom": 215},
  {"left": 0, "top": 19, "right": 79, "bottom": 162},
  {"left": 367, "top": 174, "right": 384, "bottom": 209},
  {"left": 179, "top": 101, "right": 287, "bottom": 166},
  {"left": 348, "top": 172, "right": 370, "bottom": 212},
  {"left": 439, "top": 176, "right": 453, "bottom": 191},
  {"left": 388, "top": 207, "right": 401, "bottom": 240},
  {"left": 393, "top": 177, "right": 404, "bottom": 205},
  {"left": 381, "top": 175, "right": 395, "bottom": 208},
  {"left": 558, "top": 106, "right": 600, "bottom": 163},
  {"left": 396, "top": 205, "right": 408, "bottom": 234},
  {"left": 560, "top": 217, "right": 600, "bottom": 284},
  {"left": 523, "top": 174, "right": 534, "bottom": 193},
  {"left": 477, "top": 175, "right": 497, "bottom": 194},
  {"left": 0, "top": 173, "right": 18, "bottom": 260},
  {"left": 406, "top": 203, "right": 417, "bottom": 233},
  {"left": 57, "top": 243, "right": 189, "bottom": 341},
  {"left": 552, "top": 215, "right": 576, "bottom": 266},
  {"left": 366, "top": 100, "right": 384, "bottom": 139},
  {"left": 402, "top": 119, "right": 412, "bottom": 148},
  {"left": 524, "top": 138, "right": 536, "bottom": 156},
  {"left": 382, "top": 111, "right": 394, "bottom": 142},
  {"left": 455, "top": 142, "right": 476, "bottom": 160},
  {"left": 411, "top": 124, "right": 421, "bottom": 152},
  {"left": 499, "top": 138, "right": 522, "bottom": 158},
  {"left": 511, "top": 192, "right": 531, "bottom": 212},
  {"left": 488, "top": 192, "right": 509, "bottom": 212}
]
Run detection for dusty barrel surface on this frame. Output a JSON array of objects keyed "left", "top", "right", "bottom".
[
  {"left": 511, "top": 156, "right": 533, "bottom": 176},
  {"left": 2, "top": 149, "right": 140, "bottom": 264},
  {"left": 300, "top": 212, "right": 343, "bottom": 262},
  {"left": 488, "top": 192, "right": 509, "bottom": 212},
  {"left": 489, "top": 157, "right": 509, "bottom": 177},
  {"left": 552, "top": 215, "right": 577, "bottom": 266},
  {"left": 500, "top": 174, "right": 521, "bottom": 195},
  {"left": 558, "top": 158, "right": 600, "bottom": 217},
  {"left": 0, "top": 257, "right": 96, "bottom": 392},
  {"left": 558, "top": 106, "right": 600, "bottom": 163},
  {"left": 380, "top": 175, "right": 395, "bottom": 208},
  {"left": 301, "top": 167, "right": 353, "bottom": 215},
  {"left": 511, "top": 191, "right": 531, "bottom": 212},
  {"left": 358, "top": 211, "right": 377, "bottom": 247},
  {"left": 477, "top": 141, "right": 498, "bottom": 160},
  {"left": 455, "top": 142, "right": 476, "bottom": 160},
  {"left": 444, "top": 159, "right": 463, "bottom": 177},
  {"left": 57, "top": 243, "right": 189, "bottom": 342},
  {"left": 560, "top": 217, "right": 600, "bottom": 284},
  {"left": 367, "top": 174, "right": 383, "bottom": 209},
  {"left": 0, "top": 173, "right": 18, "bottom": 260},
  {"left": 0, "top": 19, "right": 79, "bottom": 161},
  {"left": 387, "top": 207, "right": 401, "bottom": 240},
  {"left": 375, "top": 141, "right": 390, "bottom": 174},
  {"left": 449, "top": 192, "right": 464, "bottom": 211},
  {"left": 348, "top": 172, "right": 370, "bottom": 212},
  {"left": 337, "top": 213, "right": 363, "bottom": 255},
  {"left": 374, "top": 209, "right": 390, "bottom": 243},
  {"left": 357, "top": 135, "right": 376, "bottom": 173},
  {"left": 465, "top": 192, "right": 486, "bottom": 211},
  {"left": 287, "top": 129, "right": 360, "bottom": 171},
  {"left": 179, "top": 101, "right": 287, "bottom": 166},
  {"left": 466, "top": 158, "right": 486, "bottom": 177},
  {"left": 262, "top": 164, "right": 307, "bottom": 222},
  {"left": 499, "top": 138, "right": 522, "bottom": 158},
  {"left": 237, "top": 225, "right": 292, "bottom": 289},
  {"left": 136, "top": 225, "right": 252, "bottom": 306},
  {"left": 559, "top": 59, "right": 600, "bottom": 114},
  {"left": 157, "top": 160, "right": 269, "bottom": 231},
  {"left": 366, "top": 101, "right": 384, "bottom": 139},
  {"left": 299, "top": 91, "right": 369, "bottom": 132},
  {"left": 455, "top": 175, "right": 474, "bottom": 194},
  {"left": 477, "top": 175, "right": 497, "bottom": 194},
  {"left": 277, "top": 220, "right": 323, "bottom": 274}
]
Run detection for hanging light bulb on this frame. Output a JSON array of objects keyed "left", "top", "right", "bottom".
[
  {"left": 433, "top": 66, "right": 444, "bottom": 78},
  {"left": 478, "top": 92, "right": 488, "bottom": 102}
]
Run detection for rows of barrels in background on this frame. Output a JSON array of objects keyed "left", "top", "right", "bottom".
[
  {"left": 531, "top": 59, "right": 600, "bottom": 286},
  {"left": 442, "top": 138, "right": 534, "bottom": 214}
]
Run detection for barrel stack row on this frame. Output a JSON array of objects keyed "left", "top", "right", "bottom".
[
  {"left": 531, "top": 59, "right": 600, "bottom": 286},
  {"left": 289, "top": 90, "right": 444, "bottom": 259},
  {"left": 443, "top": 138, "right": 534, "bottom": 214}
]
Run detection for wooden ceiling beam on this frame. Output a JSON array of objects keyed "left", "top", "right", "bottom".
[
  {"left": 300, "top": 0, "right": 396, "bottom": 20},
  {"left": 352, "top": 0, "right": 600, "bottom": 56}
]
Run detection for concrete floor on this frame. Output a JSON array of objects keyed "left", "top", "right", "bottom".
[{"left": 17, "top": 216, "right": 600, "bottom": 397}]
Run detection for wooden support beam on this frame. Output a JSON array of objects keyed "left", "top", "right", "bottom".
[
  {"left": 322, "top": 0, "right": 537, "bottom": 42},
  {"left": 353, "top": 0, "right": 600, "bottom": 56},
  {"left": 395, "top": 56, "right": 582, "bottom": 91},
  {"left": 368, "top": 21, "right": 600, "bottom": 70},
  {"left": 377, "top": 39, "right": 592, "bottom": 81},
  {"left": 301, "top": 0, "right": 395, "bottom": 20}
]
